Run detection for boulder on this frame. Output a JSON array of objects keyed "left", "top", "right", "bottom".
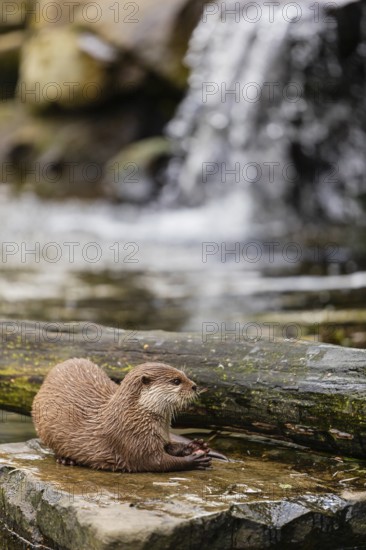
[{"left": 18, "top": 27, "right": 116, "bottom": 109}]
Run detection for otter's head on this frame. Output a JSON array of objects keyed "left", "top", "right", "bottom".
[{"left": 124, "top": 362, "right": 198, "bottom": 417}]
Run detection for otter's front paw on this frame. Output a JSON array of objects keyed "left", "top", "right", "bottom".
[{"left": 185, "top": 450, "right": 212, "bottom": 470}]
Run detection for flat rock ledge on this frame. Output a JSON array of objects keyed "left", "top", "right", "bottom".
[{"left": 1, "top": 440, "right": 366, "bottom": 549}]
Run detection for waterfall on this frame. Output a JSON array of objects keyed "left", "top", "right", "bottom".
[{"left": 167, "top": 0, "right": 366, "bottom": 238}]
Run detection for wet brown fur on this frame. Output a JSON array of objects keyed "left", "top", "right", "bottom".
[{"left": 32, "top": 358, "right": 208, "bottom": 472}]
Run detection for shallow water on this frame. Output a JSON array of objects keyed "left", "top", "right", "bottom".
[{"left": 0, "top": 187, "right": 366, "bottom": 347}]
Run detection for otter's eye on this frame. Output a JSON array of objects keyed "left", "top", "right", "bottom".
[{"left": 171, "top": 378, "right": 181, "bottom": 385}]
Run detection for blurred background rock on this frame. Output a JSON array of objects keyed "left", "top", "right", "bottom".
[{"left": 0, "top": 0, "right": 206, "bottom": 199}]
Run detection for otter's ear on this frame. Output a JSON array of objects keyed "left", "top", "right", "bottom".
[{"left": 141, "top": 375, "right": 151, "bottom": 385}]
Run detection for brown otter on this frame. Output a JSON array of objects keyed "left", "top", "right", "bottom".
[{"left": 32, "top": 358, "right": 212, "bottom": 473}]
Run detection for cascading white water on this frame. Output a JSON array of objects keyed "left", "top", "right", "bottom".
[{"left": 167, "top": 0, "right": 366, "bottom": 233}]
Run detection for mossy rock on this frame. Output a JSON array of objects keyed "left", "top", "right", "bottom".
[{"left": 104, "top": 137, "right": 171, "bottom": 203}]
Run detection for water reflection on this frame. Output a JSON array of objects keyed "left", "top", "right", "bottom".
[
  {"left": 0, "top": 411, "right": 36, "bottom": 444},
  {"left": 1, "top": 188, "right": 366, "bottom": 346}
]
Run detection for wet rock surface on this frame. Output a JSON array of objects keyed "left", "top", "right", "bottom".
[{"left": 1, "top": 437, "right": 366, "bottom": 549}]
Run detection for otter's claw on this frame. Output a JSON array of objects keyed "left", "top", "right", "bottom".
[
  {"left": 56, "top": 456, "right": 76, "bottom": 466},
  {"left": 187, "top": 438, "right": 210, "bottom": 453},
  {"left": 186, "top": 450, "right": 212, "bottom": 470}
]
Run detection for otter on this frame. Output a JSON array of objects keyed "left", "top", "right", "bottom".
[{"left": 31, "top": 358, "right": 213, "bottom": 473}]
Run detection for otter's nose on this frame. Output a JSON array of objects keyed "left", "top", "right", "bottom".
[{"left": 192, "top": 384, "right": 197, "bottom": 392}]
